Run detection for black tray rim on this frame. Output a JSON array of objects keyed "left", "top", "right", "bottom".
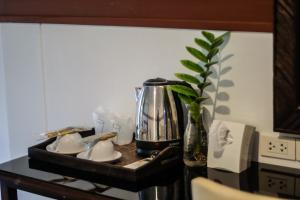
[{"left": 28, "top": 129, "right": 182, "bottom": 182}]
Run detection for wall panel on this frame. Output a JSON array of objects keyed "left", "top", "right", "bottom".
[{"left": 0, "top": 0, "right": 273, "bottom": 32}]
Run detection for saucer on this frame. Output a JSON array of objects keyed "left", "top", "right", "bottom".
[
  {"left": 46, "top": 142, "right": 87, "bottom": 155},
  {"left": 77, "top": 150, "right": 122, "bottom": 163}
]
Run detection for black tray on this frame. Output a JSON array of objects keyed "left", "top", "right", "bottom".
[
  {"left": 28, "top": 158, "right": 183, "bottom": 191},
  {"left": 28, "top": 129, "right": 182, "bottom": 182}
]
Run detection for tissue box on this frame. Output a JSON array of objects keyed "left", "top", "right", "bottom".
[{"left": 207, "top": 120, "right": 255, "bottom": 173}]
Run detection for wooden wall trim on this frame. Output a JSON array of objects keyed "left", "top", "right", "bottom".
[
  {"left": 274, "top": 0, "right": 300, "bottom": 134},
  {"left": 0, "top": 0, "right": 273, "bottom": 32}
]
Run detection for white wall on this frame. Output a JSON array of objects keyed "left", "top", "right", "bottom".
[
  {"left": 0, "top": 22, "right": 297, "bottom": 199},
  {"left": 41, "top": 25, "right": 273, "bottom": 133},
  {"left": 2, "top": 24, "right": 47, "bottom": 159},
  {"left": 0, "top": 23, "right": 275, "bottom": 161},
  {"left": 0, "top": 25, "right": 10, "bottom": 163}
]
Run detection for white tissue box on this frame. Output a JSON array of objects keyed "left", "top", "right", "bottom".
[{"left": 207, "top": 120, "right": 255, "bottom": 173}]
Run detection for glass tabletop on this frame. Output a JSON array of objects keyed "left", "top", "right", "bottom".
[
  {"left": 0, "top": 156, "right": 300, "bottom": 200},
  {"left": 0, "top": 156, "right": 186, "bottom": 200}
]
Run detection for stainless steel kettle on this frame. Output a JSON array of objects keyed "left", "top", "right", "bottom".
[{"left": 135, "top": 78, "right": 184, "bottom": 155}]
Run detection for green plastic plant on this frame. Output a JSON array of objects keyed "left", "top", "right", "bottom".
[{"left": 169, "top": 31, "right": 229, "bottom": 123}]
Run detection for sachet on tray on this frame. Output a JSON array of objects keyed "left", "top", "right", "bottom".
[{"left": 39, "top": 127, "right": 91, "bottom": 140}]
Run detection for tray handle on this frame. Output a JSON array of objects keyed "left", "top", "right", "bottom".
[{"left": 138, "top": 146, "right": 182, "bottom": 171}]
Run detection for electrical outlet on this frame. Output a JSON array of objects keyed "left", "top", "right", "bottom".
[
  {"left": 260, "top": 136, "right": 296, "bottom": 160},
  {"left": 296, "top": 139, "right": 300, "bottom": 161},
  {"left": 296, "top": 178, "right": 300, "bottom": 197},
  {"left": 268, "top": 140, "right": 288, "bottom": 155},
  {"left": 259, "top": 171, "right": 295, "bottom": 195}
]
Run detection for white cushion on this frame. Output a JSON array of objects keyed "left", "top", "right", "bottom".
[{"left": 192, "top": 177, "right": 282, "bottom": 200}]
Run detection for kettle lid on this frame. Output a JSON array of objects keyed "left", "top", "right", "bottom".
[{"left": 143, "top": 77, "right": 180, "bottom": 86}]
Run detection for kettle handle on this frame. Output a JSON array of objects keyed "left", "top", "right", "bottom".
[{"left": 135, "top": 87, "right": 142, "bottom": 102}]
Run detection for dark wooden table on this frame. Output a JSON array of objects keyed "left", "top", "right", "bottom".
[{"left": 0, "top": 156, "right": 300, "bottom": 200}]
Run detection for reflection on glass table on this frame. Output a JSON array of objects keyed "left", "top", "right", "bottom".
[{"left": 0, "top": 157, "right": 300, "bottom": 200}]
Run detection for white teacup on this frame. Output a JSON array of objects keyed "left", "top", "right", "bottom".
[
  {"left": 89, "top": 140, "right": 119, "bottom": 161},
  {"left": 55, "top": 133, "right": 85, "bottom": 153}
]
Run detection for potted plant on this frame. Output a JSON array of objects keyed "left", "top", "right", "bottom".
[{"left": 169, "top": 30, "right": 229, "bottom": 167}]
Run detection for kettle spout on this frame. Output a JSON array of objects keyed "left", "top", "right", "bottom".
[{"left": 135, "top": 87, "right": 142, "bottom": 102}]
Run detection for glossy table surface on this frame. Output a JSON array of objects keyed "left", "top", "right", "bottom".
[{"left": 0, "top": 156, "right": 300, "bottom": 200}]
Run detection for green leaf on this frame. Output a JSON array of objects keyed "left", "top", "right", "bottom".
[
  {"left": 178, "top": 94, "right": 194, "bottom": 105},
  {"left": 186, "top": 47, "right": 208, "bottom": 63},
  {"left": 216, "top": 31, "right": 230, "bottom": 40},
  {"left": 200, "top": 71, "right": 213, "bottom": 79},
  {"left": 205, "top": 61, "right": 218, "bottom": 68},
  {"left": 181, "top": 60, "right": 204, "bottom": 73},
  {"left": 207, "top": 48, "right": 219, "bottom": 60},
  {"left": 195, "top": 96, "right": 208, "bottom": 104},
  {"left": 198, "top": 82, "right": 211, "bottom": 90},
  {"left": 175, "top": 73, "right": 201, "bottom": 85},
  {"left": 168, "top": 85, "right": 199, "bottom": 97},
  {"left": 202, "top": 31, "right": 215, "bottom": 43},
  {"left": 195, "top": 38, "right": 211, "bottom": 51},
  {"left": 211, "top": 37, "right": 224, "bottom": 48}
]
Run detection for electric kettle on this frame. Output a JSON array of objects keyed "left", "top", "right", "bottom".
[{"left": 135, "top": 78, "right": 184, "bottom": 155}]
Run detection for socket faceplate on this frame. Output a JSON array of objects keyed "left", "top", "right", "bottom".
[
  {"left": 259, "top": 171, "right": 295, "bottom": 195},
  {"left": 296, "top": 139, "right": 300, "bottom": 162},
  {"left": 260, "top": 136, "right": 296, "bottom": 160}
]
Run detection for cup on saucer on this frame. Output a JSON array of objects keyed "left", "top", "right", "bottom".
[
  {"left": 77, "top": 140, "right": 121, "bottom": 162},
  {"left": 47, "top": 133, "right": 86, "bottom": 154}
]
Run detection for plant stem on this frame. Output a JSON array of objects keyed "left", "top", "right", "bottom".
[{"left": 200, "top": 59, "right": 211, "bottom": 97}]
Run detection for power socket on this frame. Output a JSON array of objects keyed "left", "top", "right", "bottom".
[
  {"left": 259, "top": 171, "right": 295, "bottom": 195},
  {"left": 296, "top": 178, "right": 300, "bottom": 197},
  {"left": 296, "top": 139, "right": 300, "bottom": 161},
  {"left": 260, "top": 136, "right": 296, "bottom": 160},
  {"left": 268, "top": 140, "right": 288, "bottom": 155}
]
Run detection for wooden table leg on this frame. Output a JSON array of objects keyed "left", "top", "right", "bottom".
[{"left": 1, "top": 182, "right": 17, "bottom": 200}]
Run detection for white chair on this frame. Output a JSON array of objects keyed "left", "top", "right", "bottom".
[{"left": 191, "top": 177, "right": 282, "bottom": 200}]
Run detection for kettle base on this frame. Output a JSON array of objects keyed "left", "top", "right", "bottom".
[{"left": 136, "top": 139, "right": 182, "bottom": 157}]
